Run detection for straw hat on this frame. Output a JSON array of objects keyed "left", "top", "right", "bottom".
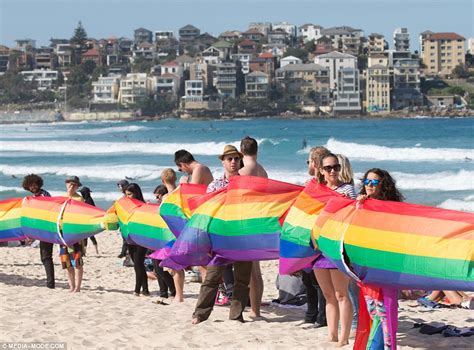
[{"left": 218, "top": 145, "right": 243, "bottom": 160}]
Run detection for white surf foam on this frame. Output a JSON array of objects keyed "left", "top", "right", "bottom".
[
  {"left": 296, "top": 138, "right": 474, "bottom": 162},
  {"left": 0, "top": 125, "right": 151, "bottom": 139},
  {"left": 0, "top": 164, "right": 175, "bottom": 181},
  {"left": 0, "top": 140, "right": 246, "bottom": 155},
  {"left": 438, "top": 197, "right": 474, "bottom": 212}
]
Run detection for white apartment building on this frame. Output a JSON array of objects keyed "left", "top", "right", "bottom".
[
  {"left": 92, "top": 76, "right": 119, "bottom": 103},
  {"left": 314, "top": 51, "right": 357, "bottom": 90},
  {"left": 394, "top": 27, "right": 410, "bottom": 52},
  {"left": 118, "top": 73, "right": 149, "bottom": 105},
  {"left": 184, "top": 80, "right": 204, "bottom": 102},
  {"left": 280, "top": 55, "right": 303, "bottom": 68},
  {"left": 333, "top": 68, "right": 361, "bottom": 113},
  {"left": 21, "top": 69, "right": 58, "bottom": 90},
  {"left": 299, "top": 24, "right": 323, "bottom": 43}
]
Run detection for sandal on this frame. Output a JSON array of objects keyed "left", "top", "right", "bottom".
[{"left": 417, "top": 297, "right": 440, "bottom": 309}]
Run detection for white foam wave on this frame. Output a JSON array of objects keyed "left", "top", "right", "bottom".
[
  {"left": 299, "top": 138, "right": 474, "bottom": 162},
  {"left": 0, "top": 125, "right": 150, "bottom": 139},
  {"left": 438, "top": 198, "right": 474, "bottom": 212},
  {"left": 390, "top": 170, "right": 474, "bottom": 191},
  {"left": 0, "top": 140, "right": 245, "bottom": 155},
  {"left": 0, "top": 185, "right": 25, "bottom": 194},
  {"left": 0, "top": 164, "right": 175, "bottom": 181}
]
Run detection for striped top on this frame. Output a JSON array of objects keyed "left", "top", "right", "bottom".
[{"left": 333, "top": 183, "right": 356, "bottom": 199}]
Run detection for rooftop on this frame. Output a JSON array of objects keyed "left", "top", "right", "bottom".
[
  {"left": 317, "top": 51, "right": 357, "bottom": 59},
  {"left": 279, "top": 63, "right": 326, "bottom": 72},
  {"left": 426, "top": 32, "right": 465, "bottom": 40}
]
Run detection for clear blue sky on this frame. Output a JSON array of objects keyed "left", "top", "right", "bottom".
[{"left": 1, "top": 0, "right": 473, "bottom": 51}]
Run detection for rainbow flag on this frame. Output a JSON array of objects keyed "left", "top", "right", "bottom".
[
  {"left": 0, "top": 198, "right": 24, "bottom": 242},
  {"left": 112, "top": 197, "right": 144, "bottom": 244},
  {"left": 314, "top": 197, "right": 474, "bottom": 291},
  {"left": 61, "top": 199, "right": 118, "bottom": 245},
  {"left": 165, "top": 176, "right": 303, "bottom": 267},
  {"left": 279, "top": 181, "right": 340, "bottom": 274},
  {"left": 128, "top": 202, "right": 176, "bottom": 251},
  {"left": 20, "top": 196, "right": 66, "bottom": 244},
  {"left": 159, "top": 184, "right": 207, "bottom": 237}
]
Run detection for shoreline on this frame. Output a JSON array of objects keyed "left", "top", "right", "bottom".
[{"left": 0, "top": 108, "right": 473, "bottom": 124}]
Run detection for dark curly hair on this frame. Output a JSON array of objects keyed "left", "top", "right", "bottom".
[
  {"left": 22, "top": 174, "right": 44, "bottom": 191},
  {"left": 359, "top": 168, "right": 404, "bottom": 202}
]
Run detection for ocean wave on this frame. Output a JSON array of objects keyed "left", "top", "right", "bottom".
[
  {"left": 0, "top": 140, "right": 245, "bottom": 155},
  {"left": 0, "top": 164, "right": 175, "bottom": 181},
  {"left": 0, "top": 125, "right": 151, "bottom": 139},
  {"left": 317, "top": 138, "right": 474, "bottom": 162},
  {"left": 388, "top": 170, "right": 474, "bottom": 191},
  {"left": 438, "top": 197, "right": 474, "bottom": 212}
]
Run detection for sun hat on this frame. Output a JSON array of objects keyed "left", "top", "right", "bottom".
[
  {"left": 218, "top": 145, "right": 243, "bottom": 160},
  {"left": 65, "top": 175, "right": 82, "bottom": 186}
]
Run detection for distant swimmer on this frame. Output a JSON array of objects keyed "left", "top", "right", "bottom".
[
  {"left": 11, "top": 174, "right": 17, "bottom": 179},
  {"left": 465, "top": 157, "right": 472, "bottom": 161},
  {"left": 302, "top": 138, "right": 307, "bottom": 149}
]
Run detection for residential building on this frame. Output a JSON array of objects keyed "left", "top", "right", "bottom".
[
  {"left": 248, "top": 22, "right": 272, "bottom": 35},
  {"left": 419, "top": 30, "right": 434, "bottom": 53},
  {"left": 392, "top": 59, "right": 423, "bottom": 109},
  {"left": 175, "top": 54, "right": 195, "bottom": 70},
  {"left": 134, "top": 28, "right": 153, "bottom": 45},
  {"left": 154, "top": 31, "right": 174, "bottom": 42},
  {"left": 132, "top": 42, "right": 155, "bottom": 61},
  {"left": 245, "top": 71, "right": 269, "bottom": 99},
  {"left": 368, "top": 53, "right": 389, "bottom": 68},
  {"left": 275, "top": 63, "right": 330, "bottom": 104},
  {"left": 468, "top": 38, "right": 474, "bottom": 54},
  {"left": 15, "top": 39, "right": 36, "bottom": 51},
  {"left": 366, "top": 65, "right": 391, "bottom": 112},
  {"left": 333, "top": 68, "right": 361, "bottom": 113},
  {"left": 237, "top": 39, "right": 257, "bottom": 54},
  {"left": 21, "top": 69, "right": 58, "bottom": 90},
  {"left": 231, "top": 53, "right": 253, "bottom": 74},
  {"left": 249, "top": 52, "right": 276, "bottom": 79},
  {"left": 183, "top": 79, "right": 204, "bottom": 102},
  {"left": 118, "top": 37, "right": 134, "bottom": 55},
  {"left": 314, "top": 51, "right": 357, "bottom": 90},
  {"left": 213, "top": 62, "right": 238, "bottom": 98},
  {"left": 314, "top": 36, "right": 333, "bottom": 56},
  {"left": 386, "top": 50, "right": 412, "bottom": 67},
  {"left": 0, "top": 46, "right": 9, "bottom": 74},
  {"left": 368, "top": 33, "right": 386, "bottom": 53},
  {"left": 154, "top": 73, "right": 180, "bottom": 96},
  {"left": 421, "top": 32, "right": 466, "bottom": 76},
  {"left": 201, "top": 46, "right": 224, "bottom": 65},
  {"left": 427, "top": 95, "right": 455, "bottom": 108},
  {"left": 82, "top": 47, "right": 102, "bottom": 65},
  {"left": 55, "top": 43, "right": 72, "bottom": 67},
  {"left": 160, "top": 61, "right": 184, "bottom": 78},
  {"left": 342, "top": 36, "right": 363, "bottom": 55},
  {"left": 393, "top": 27, "right": 410, "bottom": 52},
  {"left": 242, "top": 29, "right": 265, "bottom": 43},
  {"left": 321, "top": 26, "right": 364, "bottom": 49},
  {"left": 118, "top": 73, "right": 149, "bottom": 105},
  {"left": 299, "top": 24, "right": 323, "bottom": 43},
  {"left": 213, "top": 40, "right": 234, "bottom": 61},
  {"left": 273, "top": 22, "right": 298, "bottom": 41},
  {"left": 219, "top": 31, "right": 241, "bottom": 42},
  {"left": 190, "top": 61, "right": 215, "bottom": 89},
  {"left": 92, "top": 76, "right": 120, "bottom": 103},
  {"left": 262, "top": 44, "right": 286, "bottom": 58},
  {"left": 35, "top": 48, "right": 54, "bottom": 69},
  {"left": 280, "top": 55, "right": 302, "bottom": 68},
  {"left": 268, "top": 29, "right": 289, "bottom": 45},
  {"left": 179, "top": 24, "right": 201, "bottom": 43},
  {"left": 49, "top": 38, "right": 69, "bottom": 49}
]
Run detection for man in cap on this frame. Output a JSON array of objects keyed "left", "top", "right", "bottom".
[
  {"left": 65, "top": 176, "right": 83, "bottom": 202},
  {"left": 192, "top": 145, "right": 253, "bottom": 324},
  {"left": 238, "top": 136, "right": 267, "bottom": 318}
]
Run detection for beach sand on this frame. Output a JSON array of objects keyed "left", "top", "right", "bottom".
[{"left": 0, "top": 232, "right": 472, "bottom": 349}]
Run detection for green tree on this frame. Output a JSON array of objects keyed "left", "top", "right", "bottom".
[
  {"left": 70, "top": 21, "right": 88, "bottom": 65},
  {"left": 283, "top": 47, "right": 308, "bottom": 61},
  {"left": 0, "top": 72, "right": 35, "bottom": 104},
  {"left": 452, "top": 64, "right": 469, "bottom": 78},
  {"left": 304, "top": 40, "right": 316, "bottom": 53}
]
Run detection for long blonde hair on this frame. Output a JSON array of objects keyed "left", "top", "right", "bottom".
[{"left": 336, "top": 154, "right": 354, "bottom": 185}]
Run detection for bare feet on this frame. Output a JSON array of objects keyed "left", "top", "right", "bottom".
[
  {"left": 249, "top": 311, "right": 261, "bottom": 318},
  {"left": 327, "top": 336, "right": 338, "bottom": 343},
  {"left": 174, "top": 297, "right": 184, "bottom": 303},
  {"left": 73, "top": 289, "right": 81, "bottom": 293},
  {"left": 191, "top": 318, "right": 201, "bottom": 325},
  {"left": 336, "top": 340, "right": 349, "bottom": 347}
]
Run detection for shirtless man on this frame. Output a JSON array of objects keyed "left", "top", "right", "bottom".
[
  {"left": 239, "top": 136, "right": 267, "bottom": 318},
  {"left": 174, "top": 149, "right": 214, "bottom": 186},
  {"left": 174, "top": 149, "right": 214, "bottom": 282}
]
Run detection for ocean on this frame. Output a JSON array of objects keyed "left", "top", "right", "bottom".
[{"left": 0, "top": 117, "right": 473, "bottom": 212}]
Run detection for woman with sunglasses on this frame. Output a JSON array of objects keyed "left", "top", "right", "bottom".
[
  {"left": 357, "top": 168, "right": 403, "bottom": 350},
  {"left": 125, "top": 183, "right": 150, "bottom": 297},
  {"left": 314, "top": 153, "right": 356, "bottom": 347}
]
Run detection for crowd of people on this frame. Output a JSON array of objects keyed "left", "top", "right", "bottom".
[{"left": 18, "top": 136, "right": 472, "bottom": 348}]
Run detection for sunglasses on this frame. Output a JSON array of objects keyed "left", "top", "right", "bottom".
[
  {"left": 306, "top": 160, "right": 310, "bottom": 165},
  {"left": 225, "top": 156, "right": 241, "bottom": 162},
  {"left": 322, "top": 164, "right": 341, "bottom": 172},
  {"left": 363, "top": 179, "right": 380, "bottom": 187}
]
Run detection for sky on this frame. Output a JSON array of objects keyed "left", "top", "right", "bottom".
[{"left": 1, "top": 0, "right": 473, "bottom": 51}]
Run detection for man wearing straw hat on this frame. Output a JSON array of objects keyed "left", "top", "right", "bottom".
[{"left": 192, "top": 145, "right": 253, "bottom": 324}]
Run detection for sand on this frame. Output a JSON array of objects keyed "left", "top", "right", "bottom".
[{"left": 0, "top": 232, "right": 472, "bottom": 349}]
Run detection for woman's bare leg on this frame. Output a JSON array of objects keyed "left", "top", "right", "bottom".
[
  {"left": 66, "top": 267, "right": 75, "bottom": 292},
  {"left": 173, "top": 270, "right": 185, "bottom": 303},
  {"left": 315, "top": 269, "right": 338, "bottom": 342},
  {"left": 74, "top": 266, "right": 83, "bottom": 292},
  {"left": 330, "top": 269, "right": 352, "bottom": 347}
]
